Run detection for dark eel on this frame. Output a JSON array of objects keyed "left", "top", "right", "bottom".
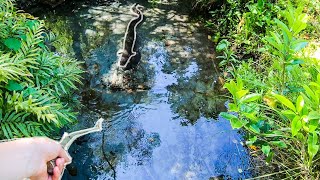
[{"left": 117, "top": 4, "right": 144, "bottom": 70}]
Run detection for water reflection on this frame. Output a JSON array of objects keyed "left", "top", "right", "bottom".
[{"left": 23, "top": 0, "right": 254, "bottom": 179}]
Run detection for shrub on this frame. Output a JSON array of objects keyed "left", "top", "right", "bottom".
[
  {"left": 0, "top": 0, "right": 82, "bottom": 139},
  {"left": 220, "top": 3, "right": 320, "bottom": 178}
]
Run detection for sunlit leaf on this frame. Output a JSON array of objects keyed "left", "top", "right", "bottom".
[
  {"left": 262, "top": 145, "right": 271, "bottom": 156},
  {"left": 291, "top": 116, "right": 302, "bottom": 137},
  {"left": 240, "top": 93, "right": 261, "bottom": 103},
  {"left": 308, "top": 132, "right": 319, "bottom": 161},
  {"left": 296, "top": 95, "right": 304, "bottom": 113}
]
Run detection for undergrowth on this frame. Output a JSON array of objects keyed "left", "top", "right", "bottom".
[
  {"left": 0, "top": 0, "right": 82, "bottom": 139},
  {"left": 197, "top": 0, "right": 320, "bottom": 178}
]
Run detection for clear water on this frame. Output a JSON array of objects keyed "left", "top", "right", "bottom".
[{"left": 27, "top": 0, "right": 253, "bottom": 179}]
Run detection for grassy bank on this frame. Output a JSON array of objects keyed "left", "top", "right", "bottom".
[{"left": 197, "top": 0, "right": 320, "bottom": 178}]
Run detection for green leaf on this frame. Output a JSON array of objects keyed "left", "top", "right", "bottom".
[
  {"left": 272, "top": 93, "right": 296, "bottom": 112},
  {"left": 228, "top": 103, "right": 239, "bottom": 112},
  {"left": 266, "top": 151, "right": 274, "bottom": 164},
  {"left": 220, "top": 112, "right": 244, "bottom": 129},
  {"left": 291, "top": 116, "right": 302, "bottom": 137},
  {"left": 291, "top": 39, "right": 308, "bottom": 52},
  {"left": 26, "top": 20, "right": 36, "bottom": 29},
  {"left": 281, "top": 110, "right": 296, "bottom": 120},
  {"left": 309, "top": 119, "right": 318, "bottom": 133},
  {"left": 308, "top": 132, "right": 319, "bottom": 161},
  {"left": 275, "top": 18, "right": 292, "bottom": 42},
  {"left": 296, "top": 95, "right": 304, "bottom": 113},
  {"left": 224, "top": 80, "right": 237, "bottom": 98},
  {"left": 4, "top": 38, "right": 21, "bottom": 51},
  {"left": 246, "top": 136, "right": 257, "bottom": 146},
  {"left": 270, "top": 141, "right": 287, "bottom": 148},
  {"left": 262, "top": 145, "right": 271, "bottom": 156},
  {"left": 289, "top": 59, "right": 304, "bottom": 65},
  {"left": 1, "top": 125, "right": 10, "bottom": 139},
  {"left": 249, "top": 124, "right": 260, "bottom": 133},
  {"left": 240, "top": 93, "right": 261, "bottom": 103},
  {"left": 220, "top": 112, "right": 237, "bottom": 121},
  {"left": 216, "top": 39, "right": 229, "bottom": 52},
  {"left": 236, "top": 90, "right": 249, "bottom": 99},
  {"left": 303, "top": 85, "right": 317, "bottom": 103},
  {"left": 38, "top": 42, "right": 46, "bottom": 49},
  {"left": 5, "top": 80, "right": 23, "bottom": 91}
]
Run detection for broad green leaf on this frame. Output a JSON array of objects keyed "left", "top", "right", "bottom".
[
  {"left": 272, "top": 93, "right": 296, "bottom": 112},
  {"left": 303, "top": 85, "right": 317, "bottom": 104},
  {"left": 236, "top": 90, "right": 249, "bottom": 99},
  {"left": 4, "top": 38, "right": 21, "bottom": 51},
  {"left": 308, "top": 111, "right": 320, "bottom": 120},
  {"left": 289, "top": 59, "right": 304, "bottom": 65},
  {"left": 275, "top": 18, "right": 292, "bottom": 41},
  {"left": 230, "top": 118, "right": 246, "bottom": 129},
  {"left": 249, "top": 124, "right": 260, "bottom": 133},
  {"left": 216, "top": 39, "right": 229, "bottom": 52},
  {"left": 291, "top": 116, "right": 302, "bottom": 136},
  {"left": 296, "top": 95, "right": 304, "bottom": 113},
  {"left": 243, "top": 112, "right": 258, "bottom": 122},
  {"left": 220, "top": 112, "right": 237, "bottom": 121},
  {"left": 228, "top": 103, "right": 239, "bottom": 112},
  {"left": 308, "top": 132, "right": 319, "bottom": 160},
  {"left": 5, "top": 80, "right": 23, "bottom": 91},
  {"left": 291, "top": 39, "right": 308, "bottom": 52},
  {"left": 309, "top": 119, "right": 319, "bottom": 133},
  {"left": 281, "top": 110, "right": 296, "bottom": 120},
  {"left": 224, "top": 81, "right": 237, "bottom": 98},
  {"left": 262, "top": 145, "right": 271, "bottom": 156},
  {"left": 220, "top": 112, "right": 244, "bottom": 129},
  {"left": 309, "top": 82, "right": 320, "bottom": 89},
  {"left": 270, "top": 141, "right": 287, "bottom": 148},
  {"left": 264, "top": 130, "right": 285, "bottom": 137},
  {"left": 240, "top": 93, "right": 261, "bottom": 103},
  {"left": 236, "top": 77, "right": 243, "bottom": 90},
  {"left": 292, "top": 14, "right": 308, "bottom": 35}
]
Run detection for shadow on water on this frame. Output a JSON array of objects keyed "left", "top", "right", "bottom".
[{"left": 22, "top": 0, "right": 254, "bottom": 179}]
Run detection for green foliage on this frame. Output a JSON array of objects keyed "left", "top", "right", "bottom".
[
  {"left": 216, "top": 39, "right": 238, "bottom": 67},
  {"left": 265, "top": 4, "right": 308, "bottom": 93},
  {"left": 218, "top": 2, "right": 320, "bottom": 178},
  {"left": 0, "top": 0, "right": 82, "bottom": 139},
  {"left": 205, "top": 0, "right": 280, "bottom": 62}
]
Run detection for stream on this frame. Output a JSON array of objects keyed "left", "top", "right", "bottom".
[{"left": 27, "top": 0, "right": 253, "bottom": 179}]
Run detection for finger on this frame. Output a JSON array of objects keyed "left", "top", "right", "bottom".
[
  {"left": 58, "top": 148, "right": 72, "bottom": 165},
  {"left": 56, "top": 158, "right": 65, "bottom": 171},
  {"left": 52, "top": 166, "right": 61, "bottom": 180}
]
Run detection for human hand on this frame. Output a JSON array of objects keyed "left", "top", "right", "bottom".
[
  {"left": 0, "top": 137, "right": 71, "bottom": 180},
  {"left": 27, "top": 137, "right": 72, "bottom": 180}
]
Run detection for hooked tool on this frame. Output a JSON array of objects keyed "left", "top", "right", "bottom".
[{"left": 47, "top": 118, "right": 104, "bottom": 175}]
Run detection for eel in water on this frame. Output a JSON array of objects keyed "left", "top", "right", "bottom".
[{"left": 117, "top": 3, "right": 144, "bottom": 70}]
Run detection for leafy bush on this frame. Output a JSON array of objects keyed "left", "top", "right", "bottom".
[
  {"left": 0, "top": 0, "right": 82, "bottom": 139},
  {"left": 220, "top": 3, "right": 320, "bottom": 178}
]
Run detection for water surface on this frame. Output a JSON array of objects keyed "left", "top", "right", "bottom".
[{"left": 28, "top": 1, "right": 253, "bottom": 179}]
